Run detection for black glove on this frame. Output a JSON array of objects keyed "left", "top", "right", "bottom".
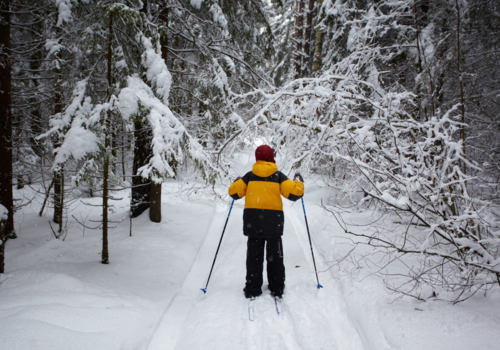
[{"left": 294, "top": 172, "right": 304, "bottom": 183}]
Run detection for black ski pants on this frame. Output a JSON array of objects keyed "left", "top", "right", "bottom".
[{"left": 244, "top": 236, "right": 285, "bottom": 297}]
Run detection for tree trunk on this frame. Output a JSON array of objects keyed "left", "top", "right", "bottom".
[
  {"left": 16, "top": 175, "right": 24, "bottom": 189},
  {"left": 122, "top": 121, "right": 126, "bottom": 181},
  {"left": 455, "top": 0, "right": 466, "bottom": 175},
  {"left": 102, "top": 14, "right": 114, "bottom": 265},
  {"left": 0, "top": 0, "right": 15, "bottom": 239},
  {"left": 58, "top": 166, "right": 64, "bottom": 233},
  {"left": 150, "top": 181, "right": 161, "bottom": 223},
  {"left": 147, "top": 2, "right": 170, "bottom": 222},
  {"left": 159, "top": 2, "right": 169, "bottom": 63},
  {"left": 39, "top": 179, "right": 54, "bottom": 217},
  {"left": 102, "top": 114, "right": 110, "bottom": 264},
  {"left": 131, "top": 122, "right": 152, "bottom": 218},
  {"left": 140, "top": 0, "right": 148, "bottom": 14},
  {"left": 112, "top": 126, "right": 117, "bottom": 175},
  {"left": 52, "top": 167, "right": 63, "bottom": 224},
  {"left": 52, "top": 26, "right": 64, "bottom": 225},
  {"left": 312, "top": 0, "right": 323, "bottom": 76},
  {"left": 302, "top": 0, "right": 315, "bottom": 77},
  {"left": 102, "top": 121, "right": 110, "bottom": 264},
  {"left": 294, "top": 0, "right": 305, "bottom": 79},
  {"left": 130, "top": 0, "right": 153, "bottom": 219},
  {"left": 25, "top": 20, "right": 45, "bottom": 192}
]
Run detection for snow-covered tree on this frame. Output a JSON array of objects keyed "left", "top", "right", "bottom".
[
  {"left": 41, "top": 0, "right": 217, "bottom": 263},
  {"left": 221, "top": 0, "right": 500, "bottom": 301},
  {"left": 150, "top": 0, "right": 274, "bottom": 147}
]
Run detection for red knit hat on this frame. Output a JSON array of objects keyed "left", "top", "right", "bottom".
[{"left": 255, "top": 145, "right": 275, "bottom": 163}]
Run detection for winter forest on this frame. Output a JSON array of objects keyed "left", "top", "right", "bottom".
[{"left": 1, "top": 0, "right": 500, "bottom": 348}]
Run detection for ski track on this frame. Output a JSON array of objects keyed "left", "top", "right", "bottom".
[
  {"left": 144, "top": 204, "right": 226, "bottom": 350},
  {"left": 146, "top": 202, "right": 369, "bottom": 350}
]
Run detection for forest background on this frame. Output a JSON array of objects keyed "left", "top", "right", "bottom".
[{"left": 1, "top": 0, "right": 500, "bottom": 305}]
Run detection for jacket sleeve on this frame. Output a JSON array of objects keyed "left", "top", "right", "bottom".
[
  {"left": 228, "top": 178, "right": 247, "bottom": 200},
  {"left": 279, "top": 173, "right": 304, "bottom": 201}
]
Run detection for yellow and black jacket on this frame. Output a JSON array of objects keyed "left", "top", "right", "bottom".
[{"left": 228, "top": 161, "right": 304, "bottom": 237}]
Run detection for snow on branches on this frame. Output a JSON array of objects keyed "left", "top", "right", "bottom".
[
  {"left": 117, "top": 75, "right": 214, "bottom": 182},
  {"left": 42, "top": 3, "right": 217, "bottom": 184},
  {"left": 140, "top": 35, "right": 172, "bottom": 104},
  {"left": 226, "top": 0, "right": 500, "bottom": 301},
  {"left": 328, "top": 102, "right": 500, "bottom": 302}
]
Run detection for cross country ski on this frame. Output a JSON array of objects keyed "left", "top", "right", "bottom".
[
  {"left": 248, "top": 297, "right": 256, "bottom": 321},
  {"left": 274, "top": 296, "right": 284, "bottom": 317}
]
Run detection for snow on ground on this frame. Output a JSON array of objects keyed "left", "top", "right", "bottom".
[
  {"left": 0, "top": 184, "right": 216, "bottom": 350},
  {"left": 1, "top": 149, "right": 500, "bottom": 349},
  {"left": 291, "top": 186, "right": 500, "bottom": 350}
]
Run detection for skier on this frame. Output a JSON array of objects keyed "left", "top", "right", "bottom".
[{"left": 228, "top": 145, "right": 304, "bottom": 299}]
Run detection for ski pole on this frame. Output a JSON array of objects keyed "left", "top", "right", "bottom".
[
  {"left": 301, "top": 197, "right": 323, "bottom": 289},
  {"left": 201, "top": 199, "right": 234, "bottom": 294}
]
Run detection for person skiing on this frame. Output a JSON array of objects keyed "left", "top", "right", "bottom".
[{"left": 228, "top": 145, "right": 304, "bottom": 299}]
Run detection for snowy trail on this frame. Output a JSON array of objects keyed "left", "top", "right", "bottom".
[
  {"left": 146, "top": 201, "right": 368, "bottom": 350},
  {"left": 145, "top": 203, "right": 229, "bottom": 350},
  {"left": 287, "top": 204, "right": 373, "bottom": 350}
]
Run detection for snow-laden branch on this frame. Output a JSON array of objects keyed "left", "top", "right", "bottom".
[
  {"left": 218, "top": 0, "right": 500, "bottom": 301},
  {"left": 118, "top": 76, "right": 216, "bottom": 182}
]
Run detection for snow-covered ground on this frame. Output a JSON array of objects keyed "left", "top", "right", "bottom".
[{"left": 1, "top": 150, "right": 500, "bottom": 349}]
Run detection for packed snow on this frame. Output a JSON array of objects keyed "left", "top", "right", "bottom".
[{"left": 1, "top": 149, "right": 500, "bottom": 350}]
